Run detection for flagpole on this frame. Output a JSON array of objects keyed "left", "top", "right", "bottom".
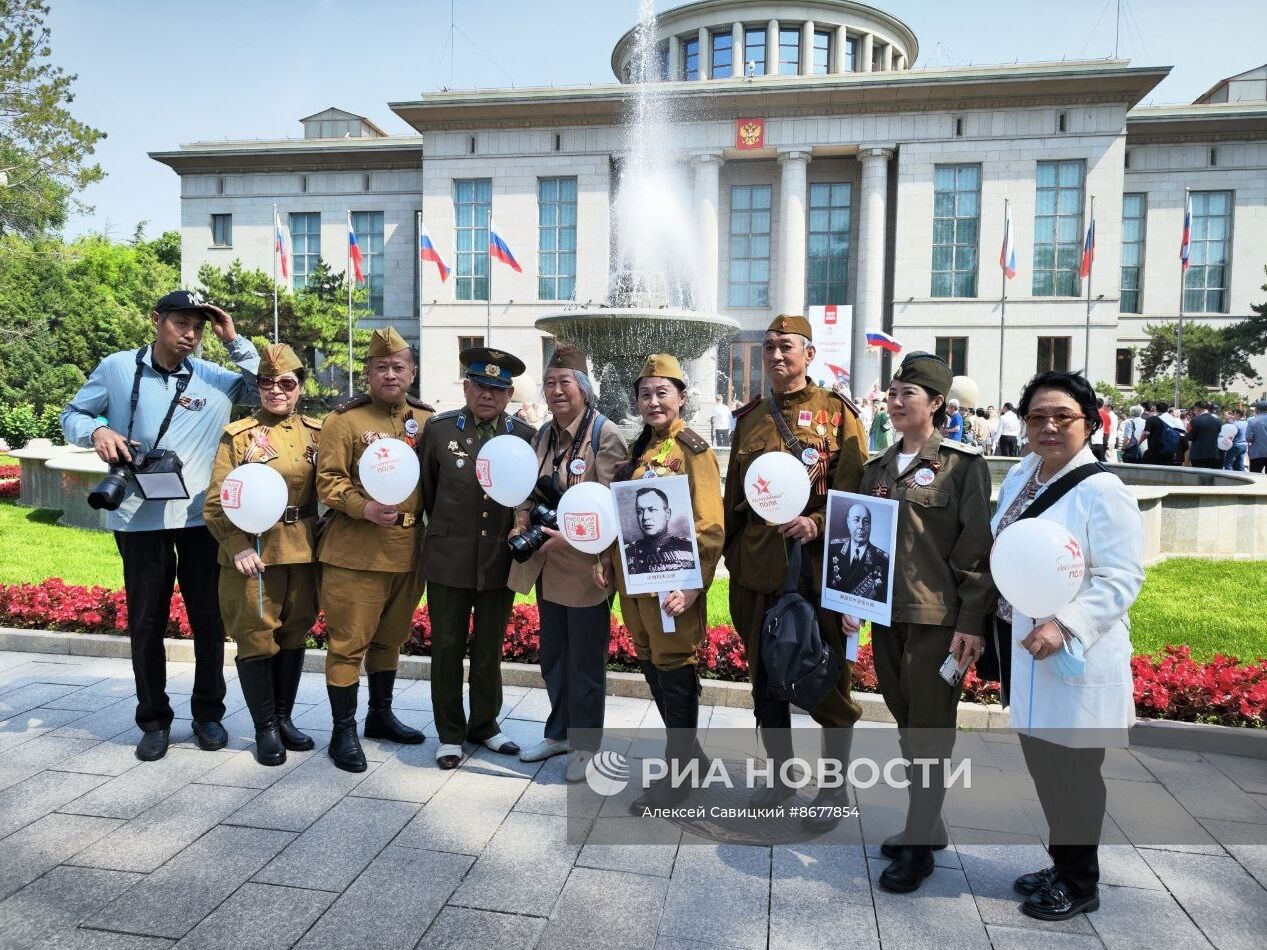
[
  {"left": 998, "top": 197, "right": 1009, "bottom": 407},
  {"left": 346, "top": 210, "right": 354, "bottom": 397},
  {"left": 417, "top": 211, "right": 425, "bottom": 398},
  {"left": 485, "top": 219, "right": 493, "bottom": 346},
  {"left": 1175, "top": 187, "right": 1189, "bottom": 411},
  {"left": 272, "top": 203, "right": 279, "bottom": 344},
  {"left": 1083, "top": 194, "right": 1095, "bottom": 375}
]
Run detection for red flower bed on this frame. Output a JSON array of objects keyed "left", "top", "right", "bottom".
[
  {"left": 0, "top": 579, "right": 1260, "bottom": 727},
  {"left": 0, "top": 466, "right": 18, "bottom": 499},
  {"left": 0, "top": 466, "right": 19, "bottom": 480}
]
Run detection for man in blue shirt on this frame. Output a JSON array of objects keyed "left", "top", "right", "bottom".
[
  {"left": 62, "top": 290, "right": 260, "bottom": 761},
  {"left": 942, "top": 398, "right": 964, "bottom": 442}
]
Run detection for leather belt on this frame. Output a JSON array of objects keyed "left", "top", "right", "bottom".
[
  {"left": 281, "top": 503, "right": 319, "bottom": 524},
  {"left": 392, "top": 512, "right": 417, "bottom": 528}
]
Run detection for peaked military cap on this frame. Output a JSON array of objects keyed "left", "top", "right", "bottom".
[
  {"left": 637, "top": 354, "right": 687, "bottom": 388},
  {"left": 258, "top": 343, "right": 302, "bottom": 377},
  {"left": 367, "top": 327, "right": 411, "bottom": 358},
  {"left": 892, "top": 351, "right": 953, "bottom": 397},
  {"left": 766, "top": 314, "right": 813, "bottom": 341},
  {"left": 461, "top": 346, "right": 525, "bottom": 390}
]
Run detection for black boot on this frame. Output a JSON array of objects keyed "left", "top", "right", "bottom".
[
  {"left": 802, "top": 727, "right": 854, "bottom": 832},
  {"left": 630, "top": 664, "right": 701, "bottom": 814},
  {"left": 272, "top": 649, "right": 314, "bottom": 751},
  {"left": 881, "top": 818, "right": 949, "bottom": 858},
  {"left": 639, "top": 660, "right": 667, "bottom": 723},
  {"left": 327, "top": 683, "right": 367, "bottom": 772},
  {"left": 363, "top": 670, "right": 424, "bottom": 744},
  {"left": 749, "top": 722, "right": 799, "bottom": 808},
  {"left": 236, "top": 658, "right": 286, "bottom": 767},
  {"left": 879, "top": 845, "right": 935, "bottom": 893}
]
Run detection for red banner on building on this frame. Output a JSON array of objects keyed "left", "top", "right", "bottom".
[{"left": 736, "top": 118, "right": 764, "bottom": 149}]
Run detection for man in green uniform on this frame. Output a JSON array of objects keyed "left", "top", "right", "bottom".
[
  {"left": 723, "top": 314, "right": 868, "bottom": 826},
  {"left": 317, "top": 327, "right": 432, "bottom": 772},
  {"left": 419, "top": 347, "right": 535, "bottom": 770}
]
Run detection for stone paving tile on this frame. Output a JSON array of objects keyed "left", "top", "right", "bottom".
[
  {"left": 511, "top": 753, "right": 581, "bottom": 818},
  {"left": 985, "top": 924, "right": 1106, "bottom": 949},
  {"left": 393, "top": 770, "right": 527, "bottom": 854},
  {"left": 0, "top": 733, "right": 100, "bottom": 791},
  {"left": 224, "top": 753, "right": 382, "bottom": 832},
  {"left": 0, "top": 768, "right": 107, "bottom": 837},
  {"left": 253, "top": 795, "right": 419, "bottom": 892},
  {"left": 653, "top": 938, "right": 752, "bottom": 950},
  {"left": 770, "top": 843, "right": 880, "bottom": 950},
  {"left": 69, "top": 783, "right": 258, "bottom": 872},
  {"left": 294, "top": 845, "right": 471, "bottom": 950},
  {"left": 418, "top": 907, "right": 547, "bottom": 949},
  {"left": 1135, "top": 753, "right": 1267, "bottom": 823},
  {"left": 1203, "top": 751, "right": 1267, "bottom": 795},
  {"left": 867, "top": 855, "right": 991, "bottom": 950},
  {"left": 0, "top": 812, "right": 123, "bottom": 901},
  {"left": 0, "top": 681, "right": 82, "bottom": 716},
  {"left": 58, "top": 734, "right": 150, "bottom": 777},
  {"left": 58, "top": 747, "right": 223, "bottom": 820},
  {"left": 577, "top": 815, "right": 682, "bottom": 878},
  {"left": 39, "top": 687, "right": 132, "bottom": 713},
  {"left": 171, "top": 882, "right": 334, "bottom": 950},
  {"left": 450, "top": 811, "right": 581, "bottom": 916},
  {"left": 1137, "top": 846, "right": 1267, "bottom": 950},
  {"left": 0, "top": 865, "right": 143, "bottom": 950},
  {"left": 659, "top": 840, "right": 771, "bottom": 950},
  {"left": 0, "top": 705, "right": 89, "bottom": 753},
  {"left": 505, "top": 688, "right": 551, "bottom": 723},
  {"left": 1100, "top": 749, "right": 1156, "bottom": 783},
  {"left": 50, "top": 698, "right": 145, "bottom": 742},
  {"left": 347, "top": 740, "right": 453, "bottom": 804},
  {"left": 86, "top": 825, "right": 295, "bottom": 940},
  {"left": 1085, "top": 882, "right": 1214, "bottom": 949},
  {"left": 1104, "top": 777, "right": 1221, "bottom": 852},
  {"left": 943, "top": 765, "right": 1048, "bottom": 837},
  {"left": 540, "top": 866, "right": 669, "bottom": 950},
  {"left": 3, "top": 660, "right": 114, "bottom": 687},
  {"left": 192, "top": 745, "right": 317, "bottom": 790}
]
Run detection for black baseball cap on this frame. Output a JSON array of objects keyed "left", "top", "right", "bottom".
[{"left": 154, "top": 290, "right": 220, "bottom": 320}]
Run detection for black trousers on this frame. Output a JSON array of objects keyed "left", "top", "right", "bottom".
[
  {"left": 1020, "top": 733, "right": 1106, "bottom": 896},
  {"left": 538, "top": 596, "right": 611, "bottom": 752},
  {"left": 1190, "top": 456, "right": 1221, "bottom": 470},
  {"left": 1252, "top": 456, "right": 1267, "bottom": 474},
  {"left": 997, "top": 435, "right": 1019, "bottom": 457},
  {"left": 114, "top": 526, "right": 227, "bottom": 732}
]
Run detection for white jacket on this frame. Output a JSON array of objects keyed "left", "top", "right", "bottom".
[{"left": 991, "top": 446, "right": 1145, "bottom": 746}]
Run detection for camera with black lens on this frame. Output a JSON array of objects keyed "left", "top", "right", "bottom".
[
  {"left": 507, "top": 476, "right": 562, "bottom": 563},
  {"left": 88, "top": 447, "right": 188, "bottom": 511}
]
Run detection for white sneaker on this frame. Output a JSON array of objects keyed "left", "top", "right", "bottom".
[
  {"left": 518, "top": 738, "right": 569, "bottom": 762},
  {"left": 565, "top": 750, "right": 593, "bottom": 783}
]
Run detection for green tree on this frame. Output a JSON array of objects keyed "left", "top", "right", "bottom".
[
  {"left": 1133, "top": 377, "right": 1244, "bottom": 412},
  {"left": 0, "top": 0, "right": 106, "bottom": 235}
]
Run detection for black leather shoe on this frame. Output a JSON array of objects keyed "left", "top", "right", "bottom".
[
  {"left": 327, "top": 683, "right": 367, "bottom": 773},
  {"left": 880, "top": 819, "right": 950, "bottom": 858},
  {"left": 437, "top": 754, "right": 461, "bottom": 770},
  {"left": 1014, "top": 867, "right": 1057, "bottom": 897},
  {"left": 879, "top": 846, "right": 936, "bottom": 893},
  {"left": 1021, "top": 880, "right": 1100, "bottom": 921},
  {"left": 272, "top": 649, "right": 315, "bottom": 751},
  {"left": 135, "top": 728, "right": 170, "bottom": 762},
  {"left": 363, "top": 671, "right": 424, "bottom": 744},
  {"left": 191, "top": 720, "right": 228, "bottom": 751}
]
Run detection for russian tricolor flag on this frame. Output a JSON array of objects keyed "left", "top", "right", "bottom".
[
  {"left": 347, "top": 215, "right": 364, "bottom": 284},
  {"left": 1180, "top": 192, "right": 1191, "bottom": 271},
  {"left": 418, "top": 221, "right": 449, "bottom": 282},
  {"left": 1000, "top": 205, "right": 1017, "bottom": 279},
  {"left": 274, "top": 210, "right": 289, "bottom": 280},
  {"left": 488, "top": 217, "right": 522, "bottom": 272},
  {"left": 865, "top": 331, "right": 903, "bottom": 353},
  {"left": 825, "top": 362, "right": 850, "bottom": 386},
  {"left": 1078, "top": 216, "right": 1096, "bottom": 279}
]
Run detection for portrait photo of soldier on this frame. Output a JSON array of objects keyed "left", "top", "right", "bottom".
[
  {"left": 822, "top": 491, "right": 899, "bottom": 623},
  {"left": 614, "top": 475, "right": 702, "bottom": 595}
]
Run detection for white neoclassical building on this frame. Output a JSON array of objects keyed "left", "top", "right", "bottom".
[{"left": 150, "top": 0, "right": 1267, "bottom": 409}]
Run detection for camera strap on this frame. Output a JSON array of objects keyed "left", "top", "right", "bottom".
[
  {"left": 544, "top": 406, "right": 594, "bottom": 478},
  {"left": 126, "top": 346, "right": 192, "bottom": 450}
]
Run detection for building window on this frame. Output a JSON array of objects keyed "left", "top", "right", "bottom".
[
  {"left": 936, "top": 337, "right": 968, "bottom": 376},
  {"left": 726, "top": 340, "right": 764, "bottom": 404},
  {"left": 1037, "top": 336, "right": 1071, "bottom": 373},
  {"left": 682, "top": 37, "right": 700, "bottom": 80},
  {"left": 1120, "top": 193, "right": 1146, "bottom": 314},
  {"left": 744, "top": 27, "right": 766, "bottom": 75},
  {"left": 1115, "top": 347, "right": 1134, "bottom": 387},
  {"left": 215, "top": 177, "right": 224, "bottom": 195},
  {"left": 1033, "top": 159, "right": 1085, "bottom": 296},
  {"left": 728, "top": 185, "right": 771, "bottom": 308},
  {"left": 778, "top": 27, "right": 800, "bottom": 75},
  {"left": 710, "top": 31, "right": 732, "bottom": 78},
  {"left": 844, "top": 37, "right": 857, "bottom": 71},
  {"left": 289, "top": 212, "right": 320, "bottom": 290},
  {"left": 362, "top": 174, "right": 371, "bottom": 192},
  {"left": 806, "top": 182, "right": 851, "bottom": 306},
  {"left": 538, "top": 177, "right": 577, "bottom": 301},
  {"left": 458, "top": 335, "right": 484, "bottom": 379},
  {"left": 454, "top": 178, "right": 491, "bottom": 301},
  {"left": 210, "top": 214, "right": 232, "bottom": 247},
  {"left": 351, "top": 211, "right": 384, "bottom": 315},
  {"left": 811, "top": 30, "right": 831, "bottom": 74},
  {"left": 931, "top": 164, "right": 981, "bottom": 298},
  {"left": 300, "top": 175, "right": 308, "bottom": 193},
  {"left": 1184, "top": 190, "right": 1232, "bottom": 313}
]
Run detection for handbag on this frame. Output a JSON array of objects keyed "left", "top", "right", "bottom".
[{"left": 760, "top": 543, "right": 843, "bottom": 712}]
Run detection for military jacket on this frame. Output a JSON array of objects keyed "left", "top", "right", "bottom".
[
  {"left": 857, "top": 431, "right": 995, "bottom": 634},
  {"left": 418, "top": 408, "right": 535, "bottom": 591},
  {"left": 204, "top": 410, "right": 322, "bottom": 567},
  {"left": 316, "top": 393, "right": 433, "bottom": 573},
  {"left": 612, "top": 420, "right": 724, "bottom": 599},
  {"left": 723, "top": 382, "right": 868, "bottom": 594}
]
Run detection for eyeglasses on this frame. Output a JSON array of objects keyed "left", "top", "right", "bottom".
[
  {"left": 1023, "top": 412, "right": 1086, "bottom": 429},
  {"left": 257, "top": 377, "right": 299, "bottom": 393}
]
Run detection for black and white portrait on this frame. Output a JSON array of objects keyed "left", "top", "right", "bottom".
[
  {"left": 822, "top": 490, "right": 899, "bottom": 626},
  {"left": 613, "top": 475, "right": 703, "bottom": 595}
]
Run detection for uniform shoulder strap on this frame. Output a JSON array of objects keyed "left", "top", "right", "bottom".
[
  {"left": 224, "top": 416, "right": 259, "bottom": 437},
  {"left": 431, "top": 408, "right": 461, "bottom": 423},
  {"left": 405, "top": 394, "right": 435, "bottom": 411},
  {"left": 732, "top": 396, "right": 761, "bottom": 422},
  {"left": 334, "top": 394, "right": 371, "bottom": 413},
  {"left": 301, "top": 415, "right": 323, "bottom": 431},
  {"left": 832, "top": 390, "right": 862, "bottom": 419},
  {"left": 675, "top": 427, "right": 710, "bottom": 454}
]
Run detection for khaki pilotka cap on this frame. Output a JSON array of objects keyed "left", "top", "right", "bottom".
[
  {"left": 547, "top": 343, "right": 588, "bottom": 373},
  {"left": 766, "top": 314, "right": 813, "bottom": 340},
  {"left": 367, "top": 327, "right": 411, "bottom": 358},
  {"left": 637, "top": 354, "right": 687, "bottom": 387},
  {"left": 892, "top": 351, "right": 953, "bottom": 397},
  {"left": 257, "top": 343, "right": 302, "bottom": 377}
]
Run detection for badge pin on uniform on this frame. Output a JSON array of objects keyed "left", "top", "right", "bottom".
[
  {"left": 914, "top": 468, "right": 936, "bottom": 487},
  {"left": 569, "top": 458, "right": 587, "bottom": 476}
]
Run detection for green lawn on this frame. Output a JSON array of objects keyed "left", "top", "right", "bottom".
[{"left": 1, "top": 498, "right": 1262, "bottom": 663}]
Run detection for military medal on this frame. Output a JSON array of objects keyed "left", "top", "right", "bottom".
[
  {"left": 816, "top": 424, "right": 826, "bottom": 436},
  {"left": 447, "top": 440, "right": 459, "bottom": 452},
  {"left": 830, "top": 411, "right": 842, "bottom": 427},
  {"left": 797, "top": 410, "right": 812, "bottom": 427},
  {"left": 913, "top": 468, "right": 936, "bottom": 487},
  {"left": 456, "top": 458, "right": 465, "bottom": 468},
  {"left": 569, "top": 458, "right": 587, "bottom": 476},
  {"left": 641, "top": 469, "right": 658, "bottom": 479},
  {"left": 871, "top": 483, "right": 891, "bottom": 498},
  {"left": 801, "top": 447, "right": 820, "bottom": 467}
]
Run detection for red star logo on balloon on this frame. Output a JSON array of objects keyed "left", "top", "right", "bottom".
[
  {"left": 1064, "top": 538, "right": 1082, "bottom": 559},
  {"left": 753, "top": 476, "right": 771, "bottom": 495},
  {"left": 375, "top": 445, "right": 391, "bottom": 461}
]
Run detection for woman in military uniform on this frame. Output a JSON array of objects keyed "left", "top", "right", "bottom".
[
  {"left": 204, "top": 343, "right": 320, "bottom": 766},
  {"left": 599, "top": 354, "right": 723, "bottom": 812},
  {"left": 857, "top": 351, "right": 994, "bottom": 893}
]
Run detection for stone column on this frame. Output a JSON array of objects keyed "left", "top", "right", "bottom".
[
  {"left": 693, "top": 153, "right": 725, "bottom": 402},
  {"left": 732, "top": 21, "right": 744, "bottom": 77},
  {"left": 668, "top": 34, "right": 681, "bottom": 80},
  {"left": 882, "top": 42, "right": 894, "bottom": 71},
  {"left": 895, "top": 53, "right": 906, "bottom": 71},
  {"left": 862, "top": 33, "right": 874, "bottom": 72},
  {"left": 834, "top": 25, "right": 849, "bottom": 74},
  {"left": 801, "top": 20, "right": 815, "bottom": 75},
  {"left": 766, "top": 19, "right": 779, "bottom": 75},
  {"left": 853, "top": 147, "right": 893, "bottom": 394},
  {"left": 777, "top": 150, "right": 811, "bottom": 316},
  {"left": 698, "top": 27, "right": 709, "bottom": 80}
]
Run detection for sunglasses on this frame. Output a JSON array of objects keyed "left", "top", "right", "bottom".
[
  {"left": 257, "top": 377, "right": 299, "bottom": 393},
  {"left": 1023, "top": 413, "right": 1086, "bottom": 429}
]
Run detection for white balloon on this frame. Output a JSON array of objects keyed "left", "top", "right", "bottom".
[
  {"left": 219, "top": 463, "right": 288, "bottom": 536},
  {"left": 555, "top": 481, "right": 617, "bottom": 555},
  {"left": 1217, "top": 423, "right": 1237, "bottom": 452},
  {"left": 476, "top": 435, "right": 538, "bottom": 507},
  {"left": 743, "top": 451, "right": 812, "bottom": 525},
  {"left": 357, "top": 437, "right": 420, "bottom": 506},
  {"left": 991, "top": 518, "right": 1085, "bottom": 619}
]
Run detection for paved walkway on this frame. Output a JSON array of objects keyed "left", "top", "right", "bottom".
[{"left": 0, "top": 650, "right": 1264, "bottom": 950}]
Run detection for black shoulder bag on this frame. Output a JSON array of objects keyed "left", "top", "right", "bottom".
[{"left": 760, "top": 543, "right": 843, "bottom": 712}]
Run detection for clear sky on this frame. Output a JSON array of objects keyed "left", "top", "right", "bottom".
[{"left": 47, "top": 0, "right": 1262, "bottom": 239}]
